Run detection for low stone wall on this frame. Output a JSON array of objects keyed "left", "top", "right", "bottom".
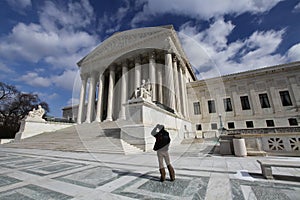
[
  {"left": 239, "top": 133, "right": 300, "bottom": 156},
  {"left": 14, "top": 119, "right": 74, "bottom": 142}
]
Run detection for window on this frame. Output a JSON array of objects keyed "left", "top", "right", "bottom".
[
  {"left": 240, "top": 96, "right": 251, "bottom": 110},
  {"left": 280, "top": 91, "right": 292, "bottom": 106},
  {"left": 193, "top": 102, "right": 201, "bottom": 115},
  {"left": 228, "top": 122, "right": 235, "bottom": 129},
  {"left": 208, "top": 100, "right": 216, "bottom": 113},
  {"left": 288, "top": 118, "right": 298, "bottom": 126},
  {"left": 196, "top": 124, "right": 202, "bottom": 130},
  {"left": 266, "top": 120, "right": 275, "bottom": 127},
  {"left": 246, "top": 121, "right": 254, "bottom": 128},
  {"left": 259, "top": 93, "right": 271, "bottom": 108},
  {"left": 223, "top": 98, "right": 233, "bottom": 112},
  {"left": 211, "top": 123, "right": 218, "bottom": 130}
]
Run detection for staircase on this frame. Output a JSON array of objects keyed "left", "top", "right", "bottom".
[{"left": 2, "top": 122, "right": 143, "bottom": 155}]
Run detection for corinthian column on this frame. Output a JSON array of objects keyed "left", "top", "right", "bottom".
[
  {"left": 179, "top": 65, "right": 186, "bottom": 117},
  {"left": 119, "top": 61, "right": 128, "bottom": 120},
  {"left": 173, "top": 55, "right": 181, "bottom": 114},
  {"left": 105, "top": 66, "right": 115, "bottom": 121},
  {"left": 134, "top": 56, "right": 141, "bottom": 90},
  {"left": 85, "top": 72, "right": 97, "bottom": 123},
  {"left": 95, "top": 73, "right": 105, "bottom": 122},
  {"left": 165, "top": 52, "right": 175, "bottom": 110},
  {"left": 149, "top": 51, "right": 156, "bottom": 101},
  {"left": 157, "top": 63, "right": 163, "bottom": 104},
  {"left": 77, "top": 74, "right": 88, "bottom": 124}
]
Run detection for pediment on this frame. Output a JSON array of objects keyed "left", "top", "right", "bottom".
[{"left": 78, "top": 26, "right": 191, "bottom": 75}]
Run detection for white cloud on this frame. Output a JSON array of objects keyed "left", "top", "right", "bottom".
[
  {"left": 0, "top": 62, "right": 14, "bottom": 73},
  {"left": 98, "top": 0, "right": 131, "bottom": 34},
  {"left": 0, "top": 1, "right": 98, "bottom": 69},
  {"left": 287, "top": 43, "right": 300, "bottom": 61},
  {"left": 18, "top": 72, "right": 52, "bottom": 87},
  {"left": 67, "top": 98, "right": 80, "bottom": 106},
  {"left": 5, "top": 0, "right": 31, "bottom": 14},
  {"left": 131, "top": 0, "right": 283, "bottom": 26},
  {"left": 37, "top": 92, "right": 59, "bottom": 100},
  {"left": 293, "top": 2, "right": 300, "bottom": 12},
  {"left": 179, "top": 19, "right": 287, "bottom": 79},
  {"left": 51, "top": 70, "right": 79, "bottom": 91}
]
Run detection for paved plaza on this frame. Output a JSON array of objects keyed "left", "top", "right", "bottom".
[{"left": 0, "top": 140, "right": 299, "bottom": 200}]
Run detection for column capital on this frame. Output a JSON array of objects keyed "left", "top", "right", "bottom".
[
  {"left": 80, "top": 73, "right": 88, "bottom": 80},
  {"left": 149, "top": 51, "right": 156, "bottom": 60},
  {"left": 135, "top": 55, "right": 141, "bottom": 63},
  {"left": 178, "top": 62, "right": 186, "bottom": 73},
  {"left": 109, "top": 65, "right": 116, "bottom": 71},
  {"left": 172, "top": 54, "right": 177, "bottom": 62},
  {"left": 122, "top": 59, "right": 129, "bottom": 67}
]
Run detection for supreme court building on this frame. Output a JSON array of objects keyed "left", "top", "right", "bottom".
[{"left": 62, "top": 25, "right": 300, "bottom": 147}]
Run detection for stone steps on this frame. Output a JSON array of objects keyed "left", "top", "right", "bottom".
[{"left": 2, "top": 122, "right": 143, "bottom": 154}]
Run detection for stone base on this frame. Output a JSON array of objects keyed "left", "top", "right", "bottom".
[
  {"left": 15, "top": 120, "right": 73, "bottom": 142},
  {"left": 121, "top": 99, "right": 193, "bottom": 151}
]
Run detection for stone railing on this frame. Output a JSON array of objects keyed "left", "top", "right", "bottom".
[
  {"left": 240, "top": 133, "right": 300, "bottom": 155},
  {"left": 222, "top": 127, "right": 300, "bottom": 135},
  {"left": 220, "top": 127, "right": 300, "bottom": 156}
]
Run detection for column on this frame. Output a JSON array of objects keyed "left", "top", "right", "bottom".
[
  {"left": 95, "top": 73, "right": 105, "bottom": 122},
  {"left": 173, "top": 56, "right": 181, "bottom": 114},
  {"left": 85, "top": 72, "right": 97, "bottom": 123},
  {"left": 157, "top": 63, "right": 163, "bottom": 104},
  {"left": 119, "top": 61, "right": 128, "bottom": 120},
  {"left": 77, "top": 74, "right": 88, "bottom": 124},
  {"left": 182, "top": 71, "right": 189, "bottom": 117},
  {"left": 149, "top": 51, "right": 156, "bottom": 101},
  {"left": 105, "top": 66, "right": 115, "bottom": 121},
  {"left": 134, "top": 56, "right": 141, "bottom": 90},
  {"left": 165, "top": 52, "right": 176, "bottom": 110},
  {"left": 179, "top": 65, "right": 187, "bottom": 117}
]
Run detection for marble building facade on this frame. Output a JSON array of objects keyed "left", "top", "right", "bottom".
[
  {"left": 188, "top": 61, "right": 300, "bottom": 136},
  {"left": 62, "top": 26, "right": 300, "bottom": 140}
]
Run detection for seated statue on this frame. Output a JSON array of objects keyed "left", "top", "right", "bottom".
[
  {"left": 132, "top": 79, "right": 152, "bottom": 101},
  {"left": 26, "top": 105, "right": 45, "bottom": 122}
]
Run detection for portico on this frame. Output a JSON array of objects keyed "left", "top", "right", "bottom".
[{"left": 76, "top": 26, "right": 196, "bottom": 124}]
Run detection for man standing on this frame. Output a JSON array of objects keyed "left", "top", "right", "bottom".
[{"left": 152, "top": 124, "right": 175, "bottom": 182}]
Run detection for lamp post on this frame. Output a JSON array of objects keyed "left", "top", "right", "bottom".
[{"left": 219, "top": 114, "right": 223, "bottom": 134}]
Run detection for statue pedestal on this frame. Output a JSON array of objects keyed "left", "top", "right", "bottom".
[{"left": 120, "top": 99, "right": 193, "bottom": 151}]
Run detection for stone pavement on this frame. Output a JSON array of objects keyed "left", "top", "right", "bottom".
[{"left": 0, "top": 140, "right": 299, "bottom": 199}]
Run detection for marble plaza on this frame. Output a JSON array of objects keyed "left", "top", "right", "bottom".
[{"left": 0, "top": 140, "right": 299, "bottom": 199}]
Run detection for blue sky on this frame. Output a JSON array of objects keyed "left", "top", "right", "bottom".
[{"left": 1, "top": 0, "right": 300, "bottom": 117}]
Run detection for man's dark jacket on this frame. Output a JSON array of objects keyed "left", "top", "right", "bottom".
[{"left": 153, "top": 128, "right": 171, "bottom": 151}]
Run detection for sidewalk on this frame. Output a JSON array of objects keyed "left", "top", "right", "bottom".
[{"left": 0, "top": 140, "right": 299, "bottom": 199}]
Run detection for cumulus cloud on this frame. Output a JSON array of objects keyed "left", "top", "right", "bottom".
[
  {"left": 287, "top": 43, "right": 300, "bottom": 61},
  {"left": 0, "top": 0, "right": 98, "bottom": 69},
  {"left": 179, "top": 18, "right": 287, "bottom": 79},
  {"left": 18, "top": 72, "right": 52, "bottom": 87},
  {"left": 51, "top": 70, "right": 79, "bottom": 91},
  {"left": 131, "top": 0, "right": 283, "bottom": 27},
  {"left": 5, "top": 0, "right": 31, "bottom": 14},
  {"left": 17, "top": 69, "right": 79, "bottom": 92}
]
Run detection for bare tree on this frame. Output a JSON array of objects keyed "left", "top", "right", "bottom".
[{"left": 0, "top": 82, "right": 49, "bottom": 138}]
